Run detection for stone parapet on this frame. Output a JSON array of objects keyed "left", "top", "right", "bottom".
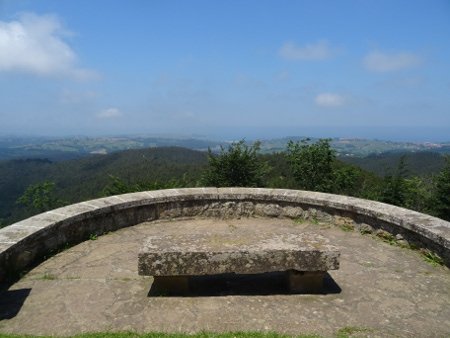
[{"left": 1, "top": 188, "right": 449, "bottom": 281}]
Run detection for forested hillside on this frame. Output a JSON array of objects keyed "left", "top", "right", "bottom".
[
  {"left": 341, "top": 151, "right": 446, "bottom": 177},
  {"left": 0, "top": 147, "right": 208, "bottom": 225},
  {"left": 1, "top": 143, "right": 449, "bottom": 227}
]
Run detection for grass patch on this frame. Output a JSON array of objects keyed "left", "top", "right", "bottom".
[
  {"left": 419, "top": 249, "right": 444, "bottom": 267},
  {"left": 374, "top": 230, "right": 396, "bottom": 245},
  {"left": 293, "top": 217, "right": 306, "bottom": 225},
  {"left": 358, "top": 227, "right": 372, "bottom": 235},
  {"left": 89, "top": 234, "right": 98, "bottom": 241},
  {"left": 38, "top": 273, "right": 57, "bottom": 281},
  {"left": 374, "top": 230, "right": 444, "bottom": 267},
  {"left": 335, "top": 326, "right": 372, "bottom": 338},
  {"left": 0, "top": 328, "right": 387, "bottom": 338},
  {"left": 65, "top": 276, "right": 81, "bottom": 280}
]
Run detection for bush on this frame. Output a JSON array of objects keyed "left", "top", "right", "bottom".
[
  {"left": 16, "top": 181, "right": 65, "bottom": 213},
  {"left": 286, "top": 138, "right": 335, "bottom": 192},
  {"left": 202, "top": 140, "right": 269, "bottom": 187}
]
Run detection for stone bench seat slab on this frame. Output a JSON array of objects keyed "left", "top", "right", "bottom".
[{"left": 138, "top": 232, "right": 340, "bottom": 277}]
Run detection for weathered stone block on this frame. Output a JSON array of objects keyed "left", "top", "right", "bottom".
[
  {"left": 282, "top": 205, "right": 304, "bottom": 218},
  {"left": 138, "top": 232, "right": 340, "bottom": 277},
  {"left": 357, "top": 223, "right": 374, "bottom": 234},
  {"left": 261, "top": 204, "right": 283, "bottom": 217}
]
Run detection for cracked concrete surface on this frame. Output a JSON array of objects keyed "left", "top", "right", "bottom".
[{"left": 0, "top": 217, "right": 449, "bottom": 337}]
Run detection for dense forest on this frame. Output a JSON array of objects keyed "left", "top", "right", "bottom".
[
  {"left": 341, "top": 151, "right": 446, "bottom": 177},
  {"left": 1, "top": 139, "right": 449, "bottom": 227},
  {"left": 0, "top": 147, "right": 208, "bottom": 225}
]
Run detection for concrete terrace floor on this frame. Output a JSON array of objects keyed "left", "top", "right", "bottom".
[{"left": 0, "top": 217, "right": 449, "bottom": 337}]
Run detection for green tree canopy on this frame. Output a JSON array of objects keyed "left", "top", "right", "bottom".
[
  {"left": 380, "top": 156, "right": 409, "bottom": 206},
  {"left": 17, "top": 181, "right": 64, "bottom": 213},
  {"left": 432, "top": 155, "right": 450, "bottom": 221},
  {"left": 285, "top": 138, "right": 335, "bottom": 192},
  {"left": 202, "top": 140, "right": 269, "bottom": 187},
  {"left": 377, "top": 156, "right": 433, "bottom": 212}
]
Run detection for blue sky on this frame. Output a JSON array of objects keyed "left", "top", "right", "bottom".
[{"left": 0, "top": 0, "right": 449, "bottom": 141}]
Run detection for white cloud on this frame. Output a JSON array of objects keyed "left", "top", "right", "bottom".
[
  {"left": 0, "top": 12, "right": 97, "bottom": 79},
  {"left": 279, "top": 40, "right": 333, "bottom": 61},
  {"left": 315, "top": 93, "right": 345, "bottom": 107},
  {"left": 97, "top": 107, "right": 122, "bottom": 119},
  {"left": 363, "top": 50, "right": 421, "bottom": 72}
]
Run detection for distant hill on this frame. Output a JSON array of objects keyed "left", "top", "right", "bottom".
[
  {"left": 340, "top": 151, "right": 447, "bottom": 177},
  {"left": 0, "top": 136, "right": 226, "bottom": 161},
  {"left": 1, "top": 140, "right": 448, "bottom": 226},
  {"left": 1, "top": 135, "right": 449, "bottom": 161},
  {"left": 260, "top": 137, "right": 450, "bottom": 157},
  {"left": 0, "top": 147, "right": 208, "bottom": 225}
]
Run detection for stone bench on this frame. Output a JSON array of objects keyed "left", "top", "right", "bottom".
[{"left": 138, "top": 232, "right": 340, "bottom": 295}]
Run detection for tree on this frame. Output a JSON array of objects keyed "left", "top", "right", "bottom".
[
  {"left": 285, "top": 138, "right": 335, "bottom": 192},
  {"left": 402, "top": 176, "right": 431, "bottom": 212},
  {"left": 380, "top": 156, "right": 408, "bottom": 206},
  {"left": 202, "top": 140, "right": 269, "bottom": 187},
  {"left": 333, "top": 164, "right": 363, "bottom": 196},
  {"left": 17, "top": 181, "right": 64, "bottom": 213},
  {"left": 432, "top": 155, "right": 450, "bottom": 221}
]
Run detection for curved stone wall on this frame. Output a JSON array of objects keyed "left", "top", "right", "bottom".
[{"left": 1, "top": 187, "right": 449, "bottom": 281}]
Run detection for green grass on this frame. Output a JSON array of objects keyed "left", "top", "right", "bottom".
[
  {"left": 373, "top": 230, "right": 445, "bottom": 267},
  {"left": 0, "top": 326, "right": 382, "bottom": 338},
  {"left": 374, "top": 230, "right": 396, "bottom": 245},
  {"left": 292, "top": 217, "right": 306, "bottom": 225},
  {"left": 358, "top": 228, "right": 372, "bottom": 235},
  {"left": 335, "top": 326, "right": 372, "bottom": 338},
  {"left": 419, "top": 249, "right": 444, "bottom": 266},
  {"left": 338, "top": 224, "right": 354, "bottom": 232},
  {"left": 37, "top": 273, "right": 56, "bottom": 281}
]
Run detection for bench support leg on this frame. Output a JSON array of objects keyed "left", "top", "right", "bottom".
[
  {"left": 287, "top": 270, "right": 325, "bottom": 294},
  {"left": 151, "top": 276, "right": 190, "bottom": 296}
]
